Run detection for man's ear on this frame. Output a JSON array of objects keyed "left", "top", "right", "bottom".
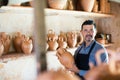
[{"left": 95, "top": 30, "right": 97, "bottom": 35}]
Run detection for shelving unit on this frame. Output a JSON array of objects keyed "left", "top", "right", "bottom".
[{"left": 0, "top": 6, "right": 114, "bottom": 60}]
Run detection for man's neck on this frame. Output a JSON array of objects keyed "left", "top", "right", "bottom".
[{"left": 85, "top": 40, "right": 93, "bottom": 47}]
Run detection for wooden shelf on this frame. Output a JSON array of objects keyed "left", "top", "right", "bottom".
[
  {"left": 45, "top": 8, "right": 114, "bottom": 18},
  {"left": 0, "top": 6, "right": 114, "bottom": 17},
  {"left": 0, "top": 52, "right": 34, "bottom": 63}
]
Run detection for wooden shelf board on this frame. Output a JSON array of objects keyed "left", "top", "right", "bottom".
[{"left": 45, "top": 8, "right": 114, "bottom": 18}]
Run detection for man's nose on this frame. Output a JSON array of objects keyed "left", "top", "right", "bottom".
[{"left": 87, "top": 31, "right": 91, "bottom": 34}]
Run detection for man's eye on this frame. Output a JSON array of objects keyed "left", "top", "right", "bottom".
[
  {"left": 84, "top": 30, "right": 87, "bottom": 32},
  {"left": 90, "top": 29, "right": 93, "bottom": 32}
]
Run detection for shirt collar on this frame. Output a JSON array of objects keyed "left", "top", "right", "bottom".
[{"left": 82, "top": 40, "right": 96, "bottom": 48}]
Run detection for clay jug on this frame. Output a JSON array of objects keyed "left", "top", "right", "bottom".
[
  {"left": 47, "top": 0, "right": 68, "bottom": 9},
  {"left": 29, "top": 36, "right": 35, "bottom": 52},
  {"left": 67, "top": 31, "right": 77, "bottom": 48},
  {"left": 57, "top": 32, "right": 67, "bottom": 48},
  {"left": 47, "top": 29, "right": 58, "bottom": 42},
  {"left": 77, "top": 0, "right": 95, "bottom": 12},
  {"left": 3, "top": 35, "right": 11, "bottom": 54},
  {"left": 47, "top": 29, "right": 58, "bottom": 51},
  {"left": 13, "top": 32, "right": 25, "bottom": 53},
  {"left": 0, "top": 32, "right": 11, "bottom": 54},
  {"left": 76, "top": 31, "right": 83, "bottom": 46},
  {"left": 47, "top": 40, "right": 58, "bottom": 51},
  {"left": 0, "top": 40, "right": 4, "bottom": 56},
  {"left": 21, "top": 37, "right": 33, "bottom": 54},
  {"left": 56, "top": 48, "right": 74, "bottom": 69}
]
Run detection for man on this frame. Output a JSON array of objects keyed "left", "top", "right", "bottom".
[
  {"left": 57, "top": 20, "right": 108, "bottom": 79},
  {"left": 73, "top": 20, "right": 108, "bottom": 78}
]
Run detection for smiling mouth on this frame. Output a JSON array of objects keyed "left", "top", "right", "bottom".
[{"left": 86, "top": 35, "right": 92, "bottom": 38}]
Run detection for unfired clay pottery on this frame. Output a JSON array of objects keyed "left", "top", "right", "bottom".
[
  {"left": 57, "top": 32, "right": 67, "bottom": 48},
  {"left": 47, "top": 40, "right": 58, "bottom": 51},
  {"left": 76, "top": 31, "right": 83, "bottom": 46},
  {"left": 21, "top": 37, "right": 33, "bottom": 54},
  {"left": 47, "top": 0, "right": 68, "bottom": 9},
  {"left": 0, "top": 40, "right": 4, "bottom": 56},
  {"left": 56, "top": 48, "right": 74, "bottom": 69},
  {"left": 0, "top": 32, "right": 11, "bottom": 54},
  {"left": 77, "top": 0, "right": 95, "bottom": 12},
  {"left": 67, "top": 31, "right": 77, "bottom": 48},
  {"left": 13, "top": 32, "right": 25, "bottom": 53},
  {"left": 47, "top": 29, "right": 58, "bottom": 51}
]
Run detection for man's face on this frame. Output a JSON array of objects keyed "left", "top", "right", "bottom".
[{"left": 81, "top": 25, "right": 97, "bottom": 42}]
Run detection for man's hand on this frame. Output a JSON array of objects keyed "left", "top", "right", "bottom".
[{"left": 56, "top": 48, "right": 79, "bottom": 73}]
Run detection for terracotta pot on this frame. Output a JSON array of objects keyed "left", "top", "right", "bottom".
[
  {"left": 47, "top": 40, "right": 58, "bottom": 51},
  {"left": 3, "top": 35, "right": 11, "bottom": 54},
  {"left": 47, "top": 0, "right": 68, "bottom": 9},
  {"left": 47, "top": 29, "right": 58, "bottom": 51},
  {"left": 29, "top": 36, "right": 35, "bottom": 52},
  {"left": 57, "top": 32, "right": 67, "bottom": 48},
  {"left": 56, "top": 48, "right": 74, "bottom": 69},
  {"left": 67, "top": 32, "right": 77, "bottom": 48},
  {"left": 0, "top": 40, "right": 4, "bottom": 56},
  {"left": 47, "top": 29, "right": 58, "bottom": 42},
  {"left": 0, "top": 32, "right": 11, "bottom": 54},
  {"left": 92, "top": 0, "right": 98, "bottom": 12},
  {"left": 96, "top": 38, "right": 106, "bottom": 45},
  {"left": 13, "top": 32, "right": 25, "bottom": 53},
  {"left": 77, "top": 0, "right": 95, "bottom": 12},
  {"left": 21, "top": 37, "right": 33, "bottom": 54},
  {"left": 76, "top": 31, "right": 83, "bottom": 46}
]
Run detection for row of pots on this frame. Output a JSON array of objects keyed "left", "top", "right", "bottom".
[
  {"left": 47, "top": 29, "right": 83, "bottom": 51},
  {"left": 47, "top": 0, "right": 95, "bottom": 12},
  {"left": 0, "top": 32, "right": 33, "bottom": 56}
]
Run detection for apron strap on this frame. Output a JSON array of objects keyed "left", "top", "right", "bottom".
[{"left": 88, "top": 41, "right": 96, "bottom": 56}]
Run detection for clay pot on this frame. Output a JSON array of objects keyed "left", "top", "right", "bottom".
[
  {"left": 67, "top": 31, "right": 77, "bottom": 48},
  {"left": 13, "top": 32, "right": 25, "bottom": 53},
  {"left": 47, "top": 29, "right": 58, "bottom": 42},
  {"left": 77, "top": 0, "right": 95, "bottom": 12},
  {"left": 96, "top": 38, "right": 106, "bottom": 45},
  {"left": 76, "top": 31, "right": 83, "bottom": 46},
  {"left": 47, "top": 0, "right": 68, "bottom": 9},
  {"left": 0, "top": 32, "right": 11, "bottom": 54},
  {"left": 0, "top": 40, "right": 4, "bottom": 56},
  {"left": 47, "top": 40, "right": 58, "bottom": 51},
  {"left": 92, "top": 0, "right": 98, "bottom": 12},
  {"left": 56, "top": 48, "right": 74, "bottom": 69},
  {"left": 29, "top": 36, "right": 35, "bottom": 52},
  {"left": 21, "top": 37, "right": 33, "bottom": 54},
  {"left": 3, "top": 35, "right": 11, "bottom": 54},
  {"left": 47, "top": 29, "right": 58, "bottom": 51},
  {"left": 57, "top": 32, "right": 67, "bottom": 48}
]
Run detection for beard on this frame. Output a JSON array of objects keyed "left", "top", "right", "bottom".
[{"left": 85, "top": 35, "right": 93, "bottom": 42}]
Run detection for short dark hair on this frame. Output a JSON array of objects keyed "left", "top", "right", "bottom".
[{"left": 81, "top": 20, "right": 96, "bottom": 30}]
